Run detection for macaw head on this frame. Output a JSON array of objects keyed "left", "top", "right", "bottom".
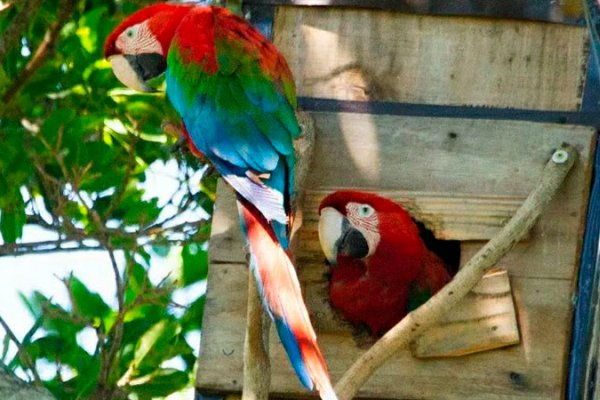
[
  {"left": 104, "top": 3, "right": 193, "bottom": 92},
  {"left": 318, "top": 190, "right": 425, "bottom": 282}
]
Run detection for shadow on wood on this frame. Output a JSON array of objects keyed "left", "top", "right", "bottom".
[{"left": 197, "top": 112, "right": 595, "bottom": 399}]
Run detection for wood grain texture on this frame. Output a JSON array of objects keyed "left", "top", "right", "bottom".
[
  {"left": 273, "top": 7, "right": 588, "bottom": 111},
  {"left": 197, "top": 262, "right": 572, "bottom": 399},
  {"left": 198, "top": 114, "right": 596, "bottom": 399},
  {"left": 411, "top": 269, "right": 520, "bottom": 358},
  {"left": 302, "top": 189, "right": 526, "bottom": 241}
]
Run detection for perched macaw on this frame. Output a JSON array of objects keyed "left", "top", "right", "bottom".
[
  {"left": 318, "top": 191, "right": 451, "bottom": 336},
  {"left": 104, "top": 4, "right": 335, "bottom": 399}
]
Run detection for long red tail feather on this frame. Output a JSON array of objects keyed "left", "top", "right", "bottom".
[{"left": 238, "top": 200, "right": 336, "bottom": 400}]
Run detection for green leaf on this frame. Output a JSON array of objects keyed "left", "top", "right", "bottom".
[
  {"left": 68, "top": 275, "right": 112, "bottom": 322},
  {"left": 0, "top": 65, "right": 9, "bottom": 92},
  {"left": 180, "top": 243, "right": 208, "bottom": 286},
  {"left": 21, "top": 315, "right": 44, "bottom": 351},
  {"left": 40, "top": 108, "right": 76, "bottom": 144},
  {"left": 23, "top": 291, "right": 85, "bottom": 338},
  {"left": 22, "top": 334, "right": 70, "bottom": 363},
  {"left": 1, "top": 334, "right": 10, "bottom": 363},
  {"left": 181, "top": 296, "right": 205, "bottom": 332},
  {"left": 124, "top": 260, "right": 151, "bottom": 307},
  {"left": 128, "top": 368, "right": 189, "bottom": 397},
  {"left": 131, "top": 319, "right": 180, "bottom": 373},
  {"left": 77, "top": 7, "right": 106, "bottom": 54},
  {"left": 0, "top": 196, "right": 25, "bottom": 243},
  {"left": 200, "top": 174, "right": 218, "bottom": 202}
]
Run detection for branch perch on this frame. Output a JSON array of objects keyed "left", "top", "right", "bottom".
[
  {"left": 0, "top": 314, "right": 41, "bottom": 385},
  {"left": 1, "top": 0, "right": 75, "bottom": 105},
  {"left": 242, "top": 273, "right": 272, "bottom": 400},
  {"left": 333, "top": 144, "right": 577, "bottom": 400},
  {"left": 0, "top": 0, "right": 44, "bottom": 63}
]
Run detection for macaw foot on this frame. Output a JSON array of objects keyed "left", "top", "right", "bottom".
[
  {"left": 245, "top": 170, "right": 271, "bottom": 186},
  {"left": 162, "top": 120, "right": 207, "bottom": 161},
  {"left": 162, "top": 120, "right": 183, "bottom": 138}
]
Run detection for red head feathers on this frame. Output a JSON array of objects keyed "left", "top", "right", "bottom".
[{"left": 318, "top": 190, "right": 451, "bottom": 335}]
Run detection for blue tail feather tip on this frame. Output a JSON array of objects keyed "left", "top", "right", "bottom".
[{"left": 274, "top": 318, "right": 313, "bottom": 390}]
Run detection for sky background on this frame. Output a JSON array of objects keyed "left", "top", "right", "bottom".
[{"left": 0, "top": 160, "right": 205, "bottom": 398}]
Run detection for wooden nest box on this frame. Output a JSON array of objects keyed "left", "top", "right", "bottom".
[{"left": 197, "top": 4, "right": 597, "bottom": 399}]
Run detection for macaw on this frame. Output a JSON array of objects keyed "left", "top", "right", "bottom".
[
  {"left": 318, "top": 190, "right": 451, "bottom": 336},
  {"left": 104, "top": 4, "right": 335, "bottom": 399}
]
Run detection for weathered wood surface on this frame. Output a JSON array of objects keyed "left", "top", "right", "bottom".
[
  {"left": 273, "top": 7, "right": 588, "bottom": 111},
  {"left": 198, "top": 262, "right": 572, "bottom": 399},
  {"left": 197, "top": 114, "right": 596, "bottom": 399},
  {"left": 301, "top": 189, "right": 527, "bottom": 243},
  {"left": 411, "top": 269, "right": 520, "bottom": 358}
]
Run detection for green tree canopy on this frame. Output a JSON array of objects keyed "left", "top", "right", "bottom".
[{"left": 0, "top": 0, "right": 228, "bottom": 398}]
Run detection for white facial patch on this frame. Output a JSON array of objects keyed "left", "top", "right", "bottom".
[
  {"left": 116, "top": 21, "right": 163, "bottom": 56},
  {"left": 346, "top": 202, "right": 380, "bottom": 257}
]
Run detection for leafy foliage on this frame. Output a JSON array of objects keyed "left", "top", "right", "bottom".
[{"left": 0, "top": 0, "right": 238, "bottom": 398}]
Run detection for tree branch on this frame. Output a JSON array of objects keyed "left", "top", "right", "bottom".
[
  {"left": 0, "top": 314, "right": 41, "bottom": 385},
  {"left": 0, "top": 239, "right": 101, "bottom": 256},
  {"left": 242, "top": 272, "right": 271, "bottom": 400},
  {"left": 0, "top": 0, "right": 44, "bottom": 63},
  {"left": 0, "top": 226, "right": 206, "bottom": 257},
  {"left": 96, "top": 245, "right": 125, "bottom": 399},
  {"left": 1, "top": 0, "right": 75, "bottom": 105},
  {"left": 104, "top": 133, "right": 139, "bottom": 220},
  {"left": 333, "top": 144, "right": 577, "bottom": 400}
]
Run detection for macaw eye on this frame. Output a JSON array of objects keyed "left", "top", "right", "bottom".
[
  {"left": 357, "top": 204, "right": 375, "bottom": 218},
  {"left": 126, "top": 28, "right": 134, "bottom": 38}
]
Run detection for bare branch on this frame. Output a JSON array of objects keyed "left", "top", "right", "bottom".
[
  {"left": 106, "top": 244, "right": 124, "bottom": 311},
  {"left": 0, "top": 239, "right": 101, "bottom": 256},
  {"left": 1, "top": 0, "right": 76, "bottom": 105},
  {"left": 0, "top": 314, "right": 41, "bottom": 385},
  {"left": 242, "top": 272, "right": 271, "bottom": 400},
  {"left": 96, "top": 244, "right": 125, "bottom": 398},
  {"left": 0, "top": 0, "right": 43, "bottom": 62},
  {"left": 333, "top": 144, "right": 578, "bottom": 400},
  {"left": 104, "top": 134, "right": 139, "bottom": 219},
  {"left": 0, "top": 218, "right": 207, "bottom": 257}
]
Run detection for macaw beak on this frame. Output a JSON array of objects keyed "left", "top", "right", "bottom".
[
  {"left": 108, "top": 53, "right": 166, "bottom": 93},
  {"left": 318, "top": 207, "right": 369, "bottom": 265}
]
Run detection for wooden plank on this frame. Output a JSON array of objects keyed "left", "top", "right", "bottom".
[
  {"left": 198, "top": 114, "right": 596, "bottom": 399},
  {"left": 208, "top": 181, "right": 246, "bottom": 264},
  {"left": 305, "top": 113, "right": 595, "bottom": 280},
  {"left": 273, "top": 7, "right": 588, "bottom": 111},
  {"left": 210, "top": 184, "right": 528, "bottom": 264},
  {"left": 306, "top": 113, "right": 595, "bottom": 196},
  {"left": 411, "top": 269, "right": 520, "bottom": 358},
  {"left": 303, "top": 189, "right": 526, "bottom": 241},
  {"left": 197, "top": 262, "right": 571, "bottom": 399}
]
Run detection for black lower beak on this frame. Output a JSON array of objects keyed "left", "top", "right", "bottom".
[
  {"left": 337, "top": 223, "right": 369, "bottom": 259},
  {"left": 125, "top": 53, "right": 166, "bottom": 82}
]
